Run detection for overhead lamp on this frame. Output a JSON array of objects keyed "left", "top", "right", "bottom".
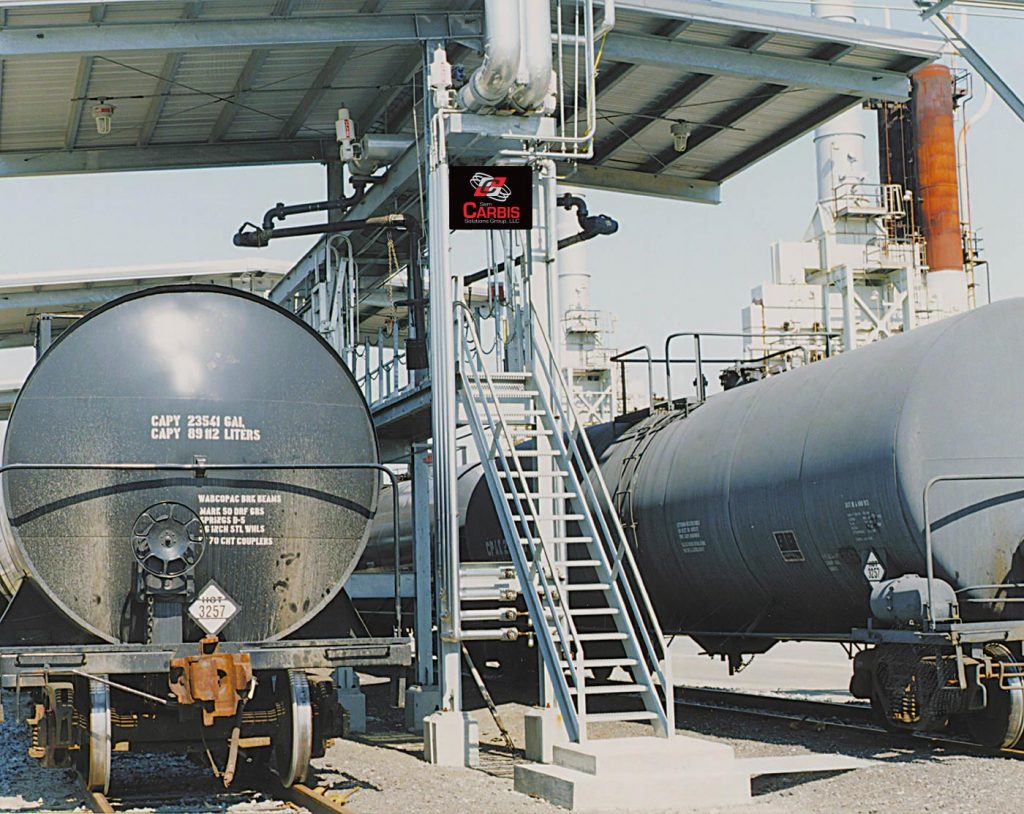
[
  {"left": 92, "top": 102, "right": 115, "bottom": 135},
  {"left": 670, "top": 121, "right": 691, "bottom": 153}
]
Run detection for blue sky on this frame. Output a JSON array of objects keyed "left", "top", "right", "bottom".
[{"left": 0, "top": 3, "right": 1021, "bottom": 384}]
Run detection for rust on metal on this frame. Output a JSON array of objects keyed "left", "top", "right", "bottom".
[
  {"left": 168, "top": 636, "right": 252, "bottom": 726},
  {"left": 912, "top": 64, "right": 963, "bottom": 274}
]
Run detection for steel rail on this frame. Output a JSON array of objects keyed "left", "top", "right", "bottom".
[{"left": 675, "top": 685, "right": 1024, "bottom": 758}]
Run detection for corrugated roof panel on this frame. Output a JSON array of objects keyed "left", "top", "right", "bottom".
[{"left": 0, "top": 54, "right": 80, "bottom": 150}]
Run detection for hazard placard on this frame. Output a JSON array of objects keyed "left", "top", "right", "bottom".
[{"left": 187, "top": 580, "right": 239, "bottom": 636}]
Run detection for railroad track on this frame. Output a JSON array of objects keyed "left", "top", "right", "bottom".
[
  {"left": 675, "top": 685, "right": 1024, "bottom": 758},
  {"left": 84, "top": 779, "right": 357, "bottom": 813}
]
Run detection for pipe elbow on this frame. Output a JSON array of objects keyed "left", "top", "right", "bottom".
[{"left": 458, "top": 0, "right": 521, "bottom": 111}]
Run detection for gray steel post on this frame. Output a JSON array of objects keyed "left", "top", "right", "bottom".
[
  {"left": 36, "top": 315, "right": 52, "bottom": 360},
  {"left": 425, "top": 42, "right": 462, "bottom": 712},
  {"left": 412, "top": 444, "right": 434, "bottom": 686}
]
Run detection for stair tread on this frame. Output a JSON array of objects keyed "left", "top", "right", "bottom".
[
  {"left": 572, "top": 684, "right": 647, "bottom": 695},
  {"left": 560, "top": 658, "right": 638, "bottom": 668},
  {"left": 585, "top": 711, "right": 660, "bottom": 722}
]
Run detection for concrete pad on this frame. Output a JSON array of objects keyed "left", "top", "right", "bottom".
[
  {"left": 423, "top": 710, "right": 479, "bottom": 768},
  {"left": 337, "top": 688, "right": 367, "bottom": 734},
  {"left": 736, "top": 754, "right": 874, "bottom": 776},
  {"left": 514, "top": 761, "right": 751, "bottom": 812},
  {"left": 551, "top": 735, "right": 734, "bottom": 776}
]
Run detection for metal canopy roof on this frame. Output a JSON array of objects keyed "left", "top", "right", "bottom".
[
  {"left": 0, "top": 258, "right": 286, "bottom": 349},
  {"left": 0, "top": 0, "right": 942, "bottom": 203}
]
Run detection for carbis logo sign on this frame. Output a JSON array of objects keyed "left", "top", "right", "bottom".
[{"left": 450, "top": 165, "right": 533, "bottom": 230}]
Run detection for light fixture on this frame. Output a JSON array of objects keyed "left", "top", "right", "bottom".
[
  {"left": 92, "top": 102, "right": 115, "bottom": 135},
  {"left": 670, "top": 121, "right": 691, "bottom": 153}
]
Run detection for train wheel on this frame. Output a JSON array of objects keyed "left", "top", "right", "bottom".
[
  {"left": 274, "top": 670, "right": 313, "bottom": 787},
  {"left": 75, "top": 678, "right": 111, "bottom": 794},
  {"left": 968, "top": 643, "right": 1024, "bottom": 749}
]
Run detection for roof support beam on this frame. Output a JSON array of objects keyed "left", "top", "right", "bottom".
[
  {"left": 638, "top": 82, "right": 787, "bottom": 175},
  {"left": 703, "top": 94, "right": 859, "bottom": 182},
  {"left": 601, "top": 32, "right": 913, "bottom": 101},
  {"left": 137, "top": 52, "right": 181, "bottom": 146},
  {"left": 0, "top": 139, "right": 334, "bottom": 177},
  {"left": 594, "top": 73, "right": 713, "bottom": 164},
  {"left": 64, "top": 55, "right": 94, "bottom": 149},
  {"left": 595, "top": 19, "right": 691, "bottom": 99},
  {"left": 0, "top": 13, "right": 482, "bottom": 56},
  {"left": 137, "top": 3, "right": 201, "bottom": 146},
  {"left": 276, "top": 0, "right": 383, "bottom": 139},
  {"left": 567, "top": 164, "right": 720, "bottom": 204},
  {"left": 209, "top": 48, "right": 269, "bottom": 142}
]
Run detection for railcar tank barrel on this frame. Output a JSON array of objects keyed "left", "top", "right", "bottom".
[{"left": 0, "top": 286, "right": 379, "bottom": 644}]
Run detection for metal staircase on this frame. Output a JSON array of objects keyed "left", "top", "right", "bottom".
[{"left": 454, "top": 302, "right": 674, "bottom": 743}]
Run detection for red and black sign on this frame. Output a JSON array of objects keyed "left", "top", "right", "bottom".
[{"left": 450, "top": 165, "right": 533, "bottom": 230}]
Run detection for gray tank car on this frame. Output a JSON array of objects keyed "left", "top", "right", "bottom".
[
  {"left": 443, "top": 299, "right": 1024, "bottom": 748},
  {"left": 0, "top": 286, "right": 409, "bottom": 792}
]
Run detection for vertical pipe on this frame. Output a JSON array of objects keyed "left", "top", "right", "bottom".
[
  {"left": 694, "top": 335, "right": 705, "bottom": 403},
  {"left": 913, "top": 64, "right": 968, "bottom": 314}
]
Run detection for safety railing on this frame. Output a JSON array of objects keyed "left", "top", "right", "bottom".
[{"left": 831, "top": 182, "right": 906, "bottom": 218}]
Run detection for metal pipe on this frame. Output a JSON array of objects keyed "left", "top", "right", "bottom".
[
  {"left": 457, "top": 0, "right": 520, "bottom": 111},
  {"left": 259, "top": 184, "right": 366, "bottom": 231},
  {"left": 510, "top": 0, "right": 553, "bottom": 112}
]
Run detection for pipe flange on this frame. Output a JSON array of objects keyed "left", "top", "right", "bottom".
[{"left": 132, "top": 502, "right": 206, "bottom": 578}]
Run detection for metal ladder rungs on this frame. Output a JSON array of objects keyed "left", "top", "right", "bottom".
[
  {"left": 559, "top": 658, "right": 638, "bottom": 669},
  {"left": 531, "top": 536, "right": 593, "bottom": 544},
  {"left": 510, "top": 449, "right": 560, "bottom": 457},
  {"left": 573, "top": 684, "right": 648, "bottom": 696},
  {"left": 500, "top": 470, "right": 569, "bottom": 478},
  {"left": 551, "top": 559, "right": 601, "bottom": 567},
  {"left": 506, "top": 491, "right": 575, "bottom": 500},
  {"left": 486, "top": 372, "right": 533, "bottom": 381},
  {"left": 571, "top": 632, "right": 629, "bottom": 641},
  {"left": 560, "top": 582, "right": 610, "bottom": 591},
  {"left": 585, "top": 711, "right": 660, "bottom": 723},
  {"left": 548, "top": 607, "right": 620, "bottom": 616},
  {"left": 512, "top": 513, "right": 584, "bottom": 521}
]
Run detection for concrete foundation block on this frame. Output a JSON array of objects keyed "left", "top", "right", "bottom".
[
  {"left": 515, "top": 736, "right": 751, "bottom": 811},
  {"left": 514, "top": 735, "right": 871, "bottom": 811},
  {"left": 423, "top": 710, "right": 479, "bottom": 768},
  {"left": 524, "top": 707, "right": 570, "bottom": 764},
  {"left": 336, "top": 688, "right": 366, "bottom": 734},
  {"left": 514, "top": 761, "right": 751, "bottom": 811},
  {"left": 405, "top": 685, "right": 441, "bottom": 733}
]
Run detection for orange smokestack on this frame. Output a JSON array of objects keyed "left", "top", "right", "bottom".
[{"left": 912, "top": 64, "right": 963, "bottom": 274}]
